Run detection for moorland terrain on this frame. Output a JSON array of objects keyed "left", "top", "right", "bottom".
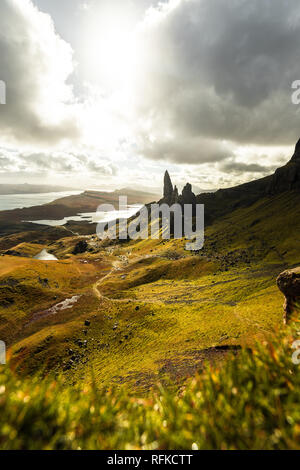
[{"left": 1, "top": 142, "right": 300, "bottom": 449}]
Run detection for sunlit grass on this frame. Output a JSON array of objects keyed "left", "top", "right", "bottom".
[{"left": 0, "top": 325, "right": 299, "bottom": 450}]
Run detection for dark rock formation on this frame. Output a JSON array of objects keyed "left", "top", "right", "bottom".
[
  {"left": 72, "top": 240, "right": 88, "bottom": 255},
  {"left": 162, "top": 172, "right": 196, "bottom": 207},
  {"left": 179, "top": 183, "right": 196, "bottom": 206},
  {"left": 163, "top": 171, "right": 173, "bottom": 200},
  {"left": 38, "top": 277, "right": 49, "bottom": 288},
  {"left": 277, "top": 267, "right": 300, "bottom": 324},
  {"left": 161, "top": 138, "right": 300, "bottom": 224},
  {"left": 268, "top": 139, "right": 300, "bottom": 194},
  {"left": 172, "top": 185, "right": 179, "bottom": 204}
]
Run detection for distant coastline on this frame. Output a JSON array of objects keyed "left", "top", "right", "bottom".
[{"left": 0, "top": 191, "right": 82, "bottom": 211}]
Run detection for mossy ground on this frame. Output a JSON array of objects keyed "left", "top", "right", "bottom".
[
  {"left": 0, "top": 191, "right": 298, "bottom": 391},
  {"left": 0, "top": 325, "right": 300, "bottom": 450}
]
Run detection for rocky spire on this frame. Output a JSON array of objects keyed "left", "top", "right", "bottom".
[
  {"left": 163, "top": 170, "right": 173, "bottom": 199},
  {"left": 172, "top": 185, "right": 179, "bottom": 203},
  {"left": 160, "top": 170, "right": 197, "bottom": 207}
]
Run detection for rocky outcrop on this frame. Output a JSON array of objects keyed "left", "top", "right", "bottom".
[
  {"left": 179, "top": 183, "right": 196, "bottom": 206},
  {"left": 268, "top": 139, "right": 300, "bottom": 194},
  {"left": 73, "top": 240, "right": 88, "bottom": 255},
  {"left": 160, "top": 138, "right": 300, "bottom": 224},
  {"left": 161, "top": 172, "right": 196, "bottom": 207},
  {"left": 291, "top": 138, "right": 300, "bottom": 162},
  {"left": 277, "top": 267, "right": 300, "bottom": 324},
  {"left": 163, "top": 171, "right": 174, "bottom": 200},
  {"left": 172, "top": 185, "right": 179, "bottom": 204}
]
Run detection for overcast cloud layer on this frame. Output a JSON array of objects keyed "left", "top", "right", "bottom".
[
  {"left": 133, "top": 0, "right": 300, "bottom": 164},
  {"left": 0, "top": 0, "right": 300, "bottom": 190}
]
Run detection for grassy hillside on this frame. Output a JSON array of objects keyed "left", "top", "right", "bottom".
[
  {"left": 0, "top": 191, "right": 298, "bottom": 391},
  {"left": 0, "top": 325, "right": 299, "bottom": 450},
  {"left": 0, "top": 188, "right": 300, "bottom": 450}
]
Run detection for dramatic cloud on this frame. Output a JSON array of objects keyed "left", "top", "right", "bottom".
[
  {"left": 1, "top": 0, "right": 300, "bottom": 188},
  {"left": 0, "top": 147, "right": 116, "bottom": 176},
  {"left": 220, "top": 161, "right": 276, "bottom": 175},
  {"left": 0, "top": 0, "right": 79, "bottom": 147},
  {"left": 133, "top": 0, "right": 300, "bottom": 165},
  {"left": 136, "top": 134, "right": 234, "bottom": 164}
]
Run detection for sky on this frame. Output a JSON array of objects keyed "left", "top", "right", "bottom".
[{"left": 0, "top": 0, "right": 300, "bottom": 192}]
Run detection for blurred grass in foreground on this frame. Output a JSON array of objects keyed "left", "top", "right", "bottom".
[{"left": 0, "top": 324, "right": 300, "bottom": 450}]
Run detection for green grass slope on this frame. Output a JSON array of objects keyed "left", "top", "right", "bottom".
[
  {"left": 0, "top": 326, "right": 299, "bottom": 450},
  {"left": 0, "top": 190, "right": 298, "bottom": 391}
]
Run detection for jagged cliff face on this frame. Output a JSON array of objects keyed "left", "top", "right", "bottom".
[
  {"left": 268, "top": 139, "right": 300, "bottom": 194},
  {"left": 161, "top": 172, "right": 196, "bottom": 206}
]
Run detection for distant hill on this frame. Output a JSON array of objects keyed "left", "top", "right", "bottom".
[
  {"left": 0, "top": 184, "right": 78, "bottom": 195},
  {"left": 0, "top": 187, "right": 160, "bottom": 235},
  {"left": 49, "top": 188, "right": 160, "bottom": 210}
]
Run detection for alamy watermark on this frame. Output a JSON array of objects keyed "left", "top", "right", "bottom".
[
  {"left": 96, "top": 197, "right": 204, "bottom": 251},
  {"left": 292, "top": 333, "right": 300, "bottom": 365},
  {"left": 0, "top": 80, "right": 6, "bottom": 104},
  {"left": 0, "top": 341, "right": 6, "bottom": 365}
]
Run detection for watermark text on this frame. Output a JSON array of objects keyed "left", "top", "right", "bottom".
[
  {"left": 0, "top": 80, "right": 6, "bottom": 104},
  {"left": 96, "top": 197, "right": 204, "bottom": 251},
  {"left": 0, "top": 341, "right": 6, "bottom": 365}
]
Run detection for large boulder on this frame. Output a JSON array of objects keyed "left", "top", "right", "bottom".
[{"left": 277, "top": 267, "right": 300, "bottom": 324}]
